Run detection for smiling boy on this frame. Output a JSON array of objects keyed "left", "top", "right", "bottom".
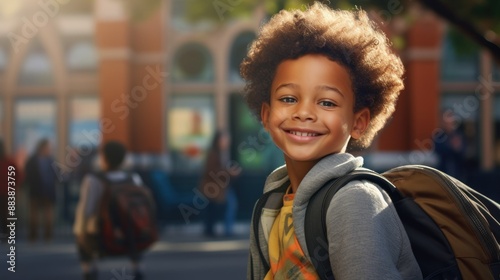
[{"left": 241, "top": 3, "right": 422, "bottom": 280}]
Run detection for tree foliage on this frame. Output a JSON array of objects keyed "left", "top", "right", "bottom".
[
  {"left": 418, "top": 0, "right": 500, "bottom": 60},
  {"left": 123, "top": 0, "right": 164, "bottom": 21},
  {"left": 181, "top": 0, "right": 500, "bottom": 61}
]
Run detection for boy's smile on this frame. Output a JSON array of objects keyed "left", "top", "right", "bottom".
[{"left": 261, "top": 54, "right": 369, "bottom": 164}]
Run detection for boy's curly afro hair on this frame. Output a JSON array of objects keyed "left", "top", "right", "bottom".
[{"left": 240, "top": 2, "right": 404, "bottom": 149}]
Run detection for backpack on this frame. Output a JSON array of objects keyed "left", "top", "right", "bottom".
[
  {"left": 96, "top": 172, "right": 159, "bottom": 256},
  {"left": 304, "top": 165, "right": 500, "bottom": 280}
]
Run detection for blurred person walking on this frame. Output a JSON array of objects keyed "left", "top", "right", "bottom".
[
  {"left": 434, "top": 111, "right": 467, "bottom": 180},
  {"left": 74, "top": 141, "right": 149, "bottom": 280},
  {"left": 199, "top": 130, "right": 240, "bottom": 237},
  {"left": 24, "top": 138, "right": 57, "bottom": 243},
  {"left": 0, "top": 139, "right": 20, "bottom": 243}
]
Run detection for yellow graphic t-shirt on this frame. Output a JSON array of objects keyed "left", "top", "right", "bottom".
[{"left": 264, "top": 190, "right": 319, "bottom": 280}]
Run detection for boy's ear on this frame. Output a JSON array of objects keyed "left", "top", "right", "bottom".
[
  {"left": 260, "top": 102, "right": 270, "bottom": 130},
  {"left": 350, "top": 108, "right": 370, "bottom": 139}
]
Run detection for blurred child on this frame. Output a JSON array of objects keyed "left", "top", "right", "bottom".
[
  {"left": 199, "top": 130, "right": 239, "bottom": 237},
  {"left": 24, "top": 138, "right": 57, "bottom": 243},
  {"left": 73, "top": 141, "right": 145, "bottom": 280}
]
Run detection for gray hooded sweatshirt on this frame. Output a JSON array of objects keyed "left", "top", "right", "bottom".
[{"left": 247, "top": 153, "right": 422, "bottom": 280}]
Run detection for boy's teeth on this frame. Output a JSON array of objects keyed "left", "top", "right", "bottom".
[{"left": 290, "top": 131, "right": 317, "bottom": 137}]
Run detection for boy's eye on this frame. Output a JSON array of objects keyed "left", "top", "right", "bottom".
[
  {"left": 279, "top": 97, "right": 297, "bottom": 103},
  {"left": 319, "top": 100, "right": 337, "bottom": 107}
]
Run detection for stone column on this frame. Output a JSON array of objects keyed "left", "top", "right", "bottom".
[
  {"left": 129, "top": 8, "right": 166, "bottom": 153},
  {"left": 378, "top": 11, "right": 444, "bottom": 155},
  {"left": 95, "top": 0, "right": 132, "bottom": 148}
]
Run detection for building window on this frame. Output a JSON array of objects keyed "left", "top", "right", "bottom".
[
  {"left": 229, "top": 31, "right": 256, "bottom": 83},
  {"left": 440, "top": 93, "right": 479, "bottom": 121},
  {"left": 69, "top": 97, "right": 100, "bottom": 148},
  {"left": 18, "top": 49, "right": 54, "bottom": 86},
  {"left": 440, "top": 33, "right": 479, "bottom": 82},
  {"left": 67, "top": 41, "right": 98, "bottom": 71},
  {"left": 168, "top": 95, "right": 215, "bottom": 172},
  {"left": 172, "top": 43, "right": 214, "bottom": 83},
  {"left": 229, "top": 94, "right": 283, "bottom": 172},
  {"left": 14, "top": 98, "right": 57, "bottom": 161}
]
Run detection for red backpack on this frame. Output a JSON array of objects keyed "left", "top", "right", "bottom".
[{"left": 96, "top": 172, "right": 159, "bottom": 256}]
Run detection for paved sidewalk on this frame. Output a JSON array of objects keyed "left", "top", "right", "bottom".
[
  {"left": 6, "top": 220, "right": 251, "bottom": 243},
  {"left": 2, "top": 221, "right": 252, "bottom": 258},
  {"left": 1, "top": 222, "right": 251, "bottom": 280}
]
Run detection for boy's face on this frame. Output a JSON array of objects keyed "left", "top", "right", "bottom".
[{"left": 261, "top": 54, "right": 369, "bottom": 163}]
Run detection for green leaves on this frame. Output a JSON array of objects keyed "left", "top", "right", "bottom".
[
  {"left": 180, "top": 0, "right": 499, "bottom": 59},
  {"left": 122, "top": 0, "right": 164, "bottom": 21}
]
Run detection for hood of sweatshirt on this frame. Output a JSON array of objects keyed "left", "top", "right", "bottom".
[
  {"left": 263, "top": 153, "right": 363, "bottom": 199},
  {"left": 262, "top": 152, "right": 364, "bottom": 259}
]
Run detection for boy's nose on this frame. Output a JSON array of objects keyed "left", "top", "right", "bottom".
[{"left": 292, "top": 102, "right": 317, "bottom": 121}]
